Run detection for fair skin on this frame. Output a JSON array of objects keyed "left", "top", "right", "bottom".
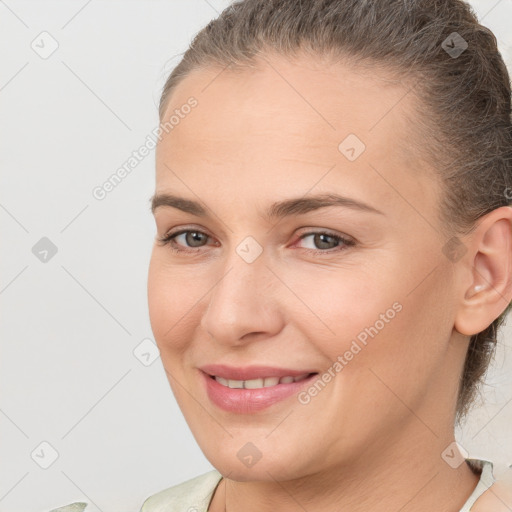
[{"left": 148, "top": 53, "right": 512, "bottom": 512}]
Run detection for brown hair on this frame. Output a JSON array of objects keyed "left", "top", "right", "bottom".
[{"left": 158, "top": 0, "right": 512, "bottom": 423}]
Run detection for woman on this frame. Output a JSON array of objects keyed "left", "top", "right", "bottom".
[{"left": 143, "top": 0, "right": 512, "bottom": 510}]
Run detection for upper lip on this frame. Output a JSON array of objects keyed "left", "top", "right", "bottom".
[{"left": 199, "top": 364, "right": 317, "bottom": 381}]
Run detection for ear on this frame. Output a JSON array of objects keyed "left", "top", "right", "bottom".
[{"left": 454, "top": 206, "right": 512, "bottom": 336}]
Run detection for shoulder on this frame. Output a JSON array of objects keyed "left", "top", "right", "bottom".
[
  {"left": 465, "top": 459, "right": 512, "bottom": 512},
  {"left": 140, "top": 470, "right": 223, "bottom": 512},
  {"left": 470, "top": 478, "right": 512, "bottom": 511}
]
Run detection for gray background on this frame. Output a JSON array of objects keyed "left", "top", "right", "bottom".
[{"left": 1, "top": 1, "right": 511, "bottom": 511}]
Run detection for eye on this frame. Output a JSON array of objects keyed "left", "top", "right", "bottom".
[
  {"left": 157, "top": 228, "right": 355, "bottom": 255},
  {"left": 157, "top": 229, "right": 214, "bottom": 253},
  {"left": 295, "top": 231, "right": 355, "bottom": 253}
]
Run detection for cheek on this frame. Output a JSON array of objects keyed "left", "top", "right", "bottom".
[
  {"left": 147, "top": 252, "right": 195, "bottom": 355},
  {"left": 286, "top": 254, "right": 453, "bottom": 388},
  {"left": 334, "top": 266, "right": 457, "bottom": 414},
  {"left": 277, "top": 260, "right": 400, "bottom": 354}
]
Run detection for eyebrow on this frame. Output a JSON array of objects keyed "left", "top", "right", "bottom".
[{"left": 150, "top": 192, "right": 384, "bottom": 219}]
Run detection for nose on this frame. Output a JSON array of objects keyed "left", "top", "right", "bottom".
[{"left": 200, "top": 252, "right": 284, "bottom": 346}]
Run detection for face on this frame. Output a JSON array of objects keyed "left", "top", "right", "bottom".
[{"left": 148, "top": 53, "right": 466, "bottom": 481}]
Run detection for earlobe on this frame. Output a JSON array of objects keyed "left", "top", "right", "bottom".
[{"left": 454, "top": 207, "right": 512, "bottom": 336}]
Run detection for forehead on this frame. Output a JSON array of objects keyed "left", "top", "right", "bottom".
[
  {"left": 163, "top": 55, "right": 412, "bottom": 149},
  {"left": 155, "top": 53, "right": 437, "bottom": 214}
]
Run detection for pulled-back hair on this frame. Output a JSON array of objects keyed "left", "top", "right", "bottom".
[{"left": 158, "top": 0, "right": 512, "bottom": 422}]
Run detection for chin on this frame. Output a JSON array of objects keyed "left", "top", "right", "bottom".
[{"left": 202, "top": 441, "right": 312, "bottom": 482}]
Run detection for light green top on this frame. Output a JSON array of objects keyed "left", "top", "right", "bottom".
[{"left": 140, "top": 459, "right": 495, "bottom": 512}]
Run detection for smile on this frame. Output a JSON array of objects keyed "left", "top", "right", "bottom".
[{"left": 199, "top": 365, "right": 319, "bottom": 413}]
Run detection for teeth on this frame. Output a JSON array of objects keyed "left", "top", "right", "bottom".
[
  {"left": 216, "top": 376, "right": 229, "bottom": 387},
  {"left": 264, "top": 377, "right": 280, "bottom": 387},
  {"left": 214, "top": 374, "right": 310, "bottom": 389},
  {"left": 244, "top": 378, "right": 264, "bottom": 389}
]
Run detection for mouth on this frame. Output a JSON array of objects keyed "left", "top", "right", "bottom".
[{"left": 199, "top": 364, "right": 319, "bottom": 413}]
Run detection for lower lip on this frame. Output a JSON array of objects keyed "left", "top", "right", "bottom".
[{"left": 201, "top": 371, "right": 318, "bottom": 413}]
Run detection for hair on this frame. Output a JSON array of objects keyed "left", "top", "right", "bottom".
[{"left": 158, "top": 0, "right": 512, "bottom": 423}]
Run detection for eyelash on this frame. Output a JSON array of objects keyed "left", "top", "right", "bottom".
[{"left": 156, "top": 228, "right": 355, "bottom": 255}]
